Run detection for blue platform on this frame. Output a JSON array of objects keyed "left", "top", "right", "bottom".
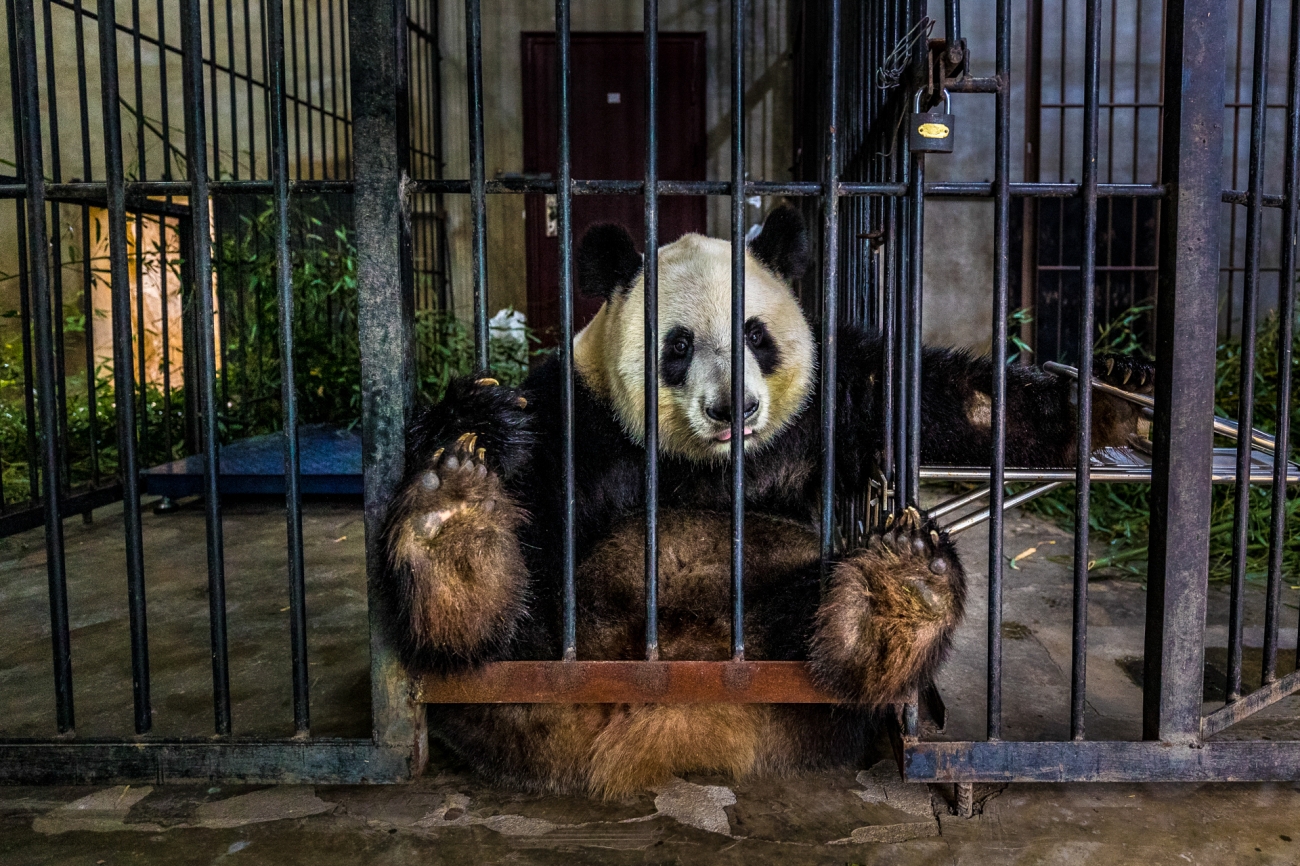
[{"left": 141, "top": 423, "right": 363, "bottom": 498}]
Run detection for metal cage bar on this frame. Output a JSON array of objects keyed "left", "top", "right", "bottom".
[
  {"left": 179, "top": 0, "right": 233, "bottom": 737},
  {"left": 643, "top": 0, "right": 661, "bottom": 661},
  {"left": 96, "top": 0, "right": 153, "bottom": 736},
  {"left": 1069, "top": 0, "right": 1101, "bottom": 742},
  {"left": 730, "top": 0, "right": 748, "bottom": 658},
  {"left": 555, "top": 0, "right": 577, "bottom": 662},
  {"left": 267, "top": 0, "right": 312, "bottom": 736}
]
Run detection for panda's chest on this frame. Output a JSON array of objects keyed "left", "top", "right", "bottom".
[{"left": 575, "top": 510, "right": 820, "bottom": 660}]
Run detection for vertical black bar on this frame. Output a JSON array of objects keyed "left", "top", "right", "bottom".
[
  {"left": 243, "top": 0, "right": 257, "bottom": 177},
  {"left": 288, "top": 0, "right": 301, "bottom": 178},
  {"left": 906, "top": 153, "right": 922, "bottom": 506},
  {"left": 132, "top": 0, "right": 149, "bottom": 456},
  {"left": 1226, "top": 0, "right": 1270, "bottom": 705},
  {"left": 465, "top": 0, "right": 488, "bottom": 368},
  {"left": 1270, "top": 0, "right": 1300, "bottom": 685},
  {"left": 327, "top": 0, "right": 340, "bottom": 179},
  {"left": 1070, "top": 0, "right": 1101, "bottom": 741},
  {"left": 14, "top": 0, "right": 74, "bottom": 734},
  {"left": 819, "top": 0, "right": 841, "bottom": 579},
  {"left": 986, "top": 0, "right": 1011, "bottom": 742},
  {"left": 944, "top": 0, "right": 961, "bottom": 50},
  {"left": 730, "top": 0, "right": 746, "bottom": 657},
  {"left": 180, "top": 0, "right": 233, "bottom": 736},
  {"left": 72, "top": 0, "right": 101, "bottom": 487},
  {"left": 302, "top": 0, "right": 315, "bottom": 178},
  {"left": 1143, "top": 0, "right": 1226, "bottom": 744},
  {"left": 643, "top": 0, "right": 660, "bottom": 661},
  {"left": 40, "top": 0, "right": 70, "bottom": 494},
  {"left": 348, "top": 0, "right": 425, "bottom": 767},
  {"left": 98, "top": 0, "right": 153, "bottom": 736},
  {"left": 556, "top": 0, "right": 576, "bottom": 660},
  {"left": 267, "top": 0, "right": 310, "bottom": 735}
]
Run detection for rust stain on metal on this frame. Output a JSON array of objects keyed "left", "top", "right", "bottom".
[{"left": 416, "top": 661, "right": 839, "bottom": 704}]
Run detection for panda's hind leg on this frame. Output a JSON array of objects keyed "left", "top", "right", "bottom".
[{"left": 808, "top": 508, "right": 966, "bottom": 708}]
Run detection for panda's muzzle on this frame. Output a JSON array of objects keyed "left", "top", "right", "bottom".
[{"left": 704, "top": 397, "right": 760, "bottom": 424}]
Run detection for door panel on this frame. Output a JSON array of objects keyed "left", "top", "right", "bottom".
[{"left": 521, "top": 32, "right": 708, "bottom": 343}]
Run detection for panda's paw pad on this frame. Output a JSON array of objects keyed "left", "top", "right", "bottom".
[
  {"left": 407, "top": 433, "right": 499, "bottom": 541},
  {"left": 1093, "top": 353, "right": 1154, "bottom": 394},
  {"left": 876, "top": 508, "right": 952, "bottom": 578}
]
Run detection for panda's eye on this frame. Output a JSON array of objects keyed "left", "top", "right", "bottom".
[
  {"left": 672, "top": 337, "right": 690, "bottom": 356},
  {"left": 746, "top": 328, "right": 764, "bottom": 347}
]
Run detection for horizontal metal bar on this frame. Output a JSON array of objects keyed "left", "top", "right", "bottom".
[
  {"left": 0, "top": 179, "right": 1176, "bottom": 201},
  {"left": 1044, "top": 361, "right": 1278, "bottom": 452},
  {"left": 1202, "top": 668, "right": 1300, "bottom": 738},
  {"left": 0, "top": 180, "right": 355, "bottom": 199},
  {"left": 921, "top": 462, "right": 1294, "bottom": 484},
  {"left": 944, "top": 481, "right": 1066, "bottom": 535},
  {"left": 0, "top": 483, "right": 122, "bottom": 539},
  {"left": 946, "top": 75, "right": 1003, "bottom": 93},
  {"left": 416, "top": 661, "right": 839, "bottom": 704},
  {"left": 905, "top": 739, "right": 1300, "bottom": 782},
  {"left": 0, "top": 739, "right": 413, "bottom": 784}
]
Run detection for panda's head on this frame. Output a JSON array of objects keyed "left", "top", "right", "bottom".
[{"left": 573, "top": 206, "right": 816, "bottom": 463}]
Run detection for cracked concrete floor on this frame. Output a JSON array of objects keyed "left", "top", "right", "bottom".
[{"left": 2, "top": 496, "right": 1300, "bottom": 863}]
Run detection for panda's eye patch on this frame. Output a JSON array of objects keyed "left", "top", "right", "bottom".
[
  {"left": 661, "top": 326, "right": 694, "bottom": 387},
  {"left": 744, "top": 317, "right": 781, "bottom": 375}
]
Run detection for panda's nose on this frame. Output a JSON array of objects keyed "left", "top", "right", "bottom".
[{"left": 705, "top": 397, "right": 760, "bottom": 423}]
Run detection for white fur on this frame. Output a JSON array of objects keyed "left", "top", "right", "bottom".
[{"left": 575, "top": 233, "right": 816, "bottom": 463}]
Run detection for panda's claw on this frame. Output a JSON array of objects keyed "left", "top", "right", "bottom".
[{"left": 475, "top": 377, "right": 500, "bottom": 387}]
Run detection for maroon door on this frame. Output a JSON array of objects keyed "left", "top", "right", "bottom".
[{"left": 521, "top": 32, "right": 708, "bottom": 344}]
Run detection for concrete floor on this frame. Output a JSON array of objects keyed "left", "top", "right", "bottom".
[{"left": 1, "top": 496, "right": 1299, "bottom": 863}]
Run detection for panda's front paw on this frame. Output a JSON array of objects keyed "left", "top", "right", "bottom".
[
  {"left": 406, "top": 432, "right": 499, "bottom": 542},
  {"left": 808, "top": 507, "right": 966, "bottom": 708},
  {"left": 382, "top": 430, "right": 528, "bottom": 667},
  {"left": 1093, "top": 353, "right": 1154, "bottom": 396},
  {"left": 407, "top": 375, "right": 534, "bottom": 479}
]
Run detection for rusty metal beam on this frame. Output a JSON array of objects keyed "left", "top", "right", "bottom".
[
  {"left": 1202, "top": 669, "right": 1300, "bottom": 738},
  {"left": 417, "top": 661, "right": 839, "bottom": 704}
]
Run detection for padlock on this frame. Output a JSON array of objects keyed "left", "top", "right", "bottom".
[{"left": 909, "top": 89, "right": 954, "bottom": 154}]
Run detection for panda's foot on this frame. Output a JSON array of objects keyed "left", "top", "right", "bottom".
[
  {"left": 1090, "top": 354, "right": 1155, "bottom": 449},
  {"left": 382, "top": 430, "right": 527, "bottom": 667},
  {"left": 808, "top": 507, "right": 966, "bottom": 708},
  {"left": 1092, "top": 353, "right": 1154, "bottom": 395}
]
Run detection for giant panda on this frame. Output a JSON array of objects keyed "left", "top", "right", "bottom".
[{"left": 380, "top": 206, "right": 1154, "bottom": 798}]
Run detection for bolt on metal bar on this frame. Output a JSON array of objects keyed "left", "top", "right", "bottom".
[
  {"left": 179, "top": 0, "right": 233, "bottom": 736},
  {"left": 267, "top": 0, "right": 311, "bottom": 736},
  {"left": 730, "top": 0, "right": 747, "bottom": 659},
  {"left": 96, "top": 0, "right": 153, "bottom": 736},
  {"left": 1269, "top": 0, "right": 1300, "bottom": 687},
  {"left": 987, "top": 0, "right": 1012, "bottom": 743},
  {"left": 1070, "top": 0, "right": 1101, "bottom": 741},
  {"left": 643, "top": 0, "right": 660, "bottom": 662},
  {"left": 13, "top": 0, "right": 75, "bottom": 734},
  {"left": 465, "top": 0, "right": 488, "bottom": 368},
  {"left": 1226, "top": 0, "right": 1271, "bottom": 706},
  {"left": 556, "top": 0, "right": 577, "bottom": 661}
]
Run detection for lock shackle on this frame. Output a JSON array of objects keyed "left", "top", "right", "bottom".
[{"left": 913, "top": 88, "right": 952, "bottom": 114}]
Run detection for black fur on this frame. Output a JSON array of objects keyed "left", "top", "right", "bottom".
[
  {"left": 744, "top": 317, "right": 781, "bottom": 375},
  {"left": 748, "top": 205, "right": 811, "bottom": 283},
  {"left": 577, "top": 223, "right": 642, "bottom": 299},
  {"left": 660, "top": 326, "right": 695, "bottom": 387}
]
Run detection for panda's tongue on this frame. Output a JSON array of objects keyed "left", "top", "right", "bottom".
[{"left": 715, "top": 427, "right": 753, "bottom": 442}]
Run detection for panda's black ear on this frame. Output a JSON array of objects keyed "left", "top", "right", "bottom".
[
  {"left": 748, "top": 205, "right": 810, "bottom": 283},
  {"left": 578, "top": 223, "right": 642, "bottom": 299}
]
